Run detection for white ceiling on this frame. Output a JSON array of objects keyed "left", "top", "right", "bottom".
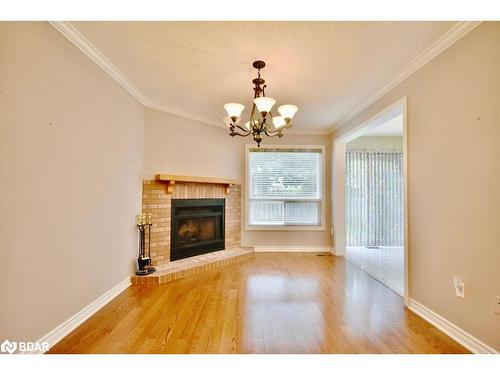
[
  {"left": 70, "top": 21, "right": 457, "bottom": 132},
  {"left": 364, "top": 114, "right": 403, "bottom": 136}
]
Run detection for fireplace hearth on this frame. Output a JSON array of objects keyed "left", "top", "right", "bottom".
[{"left": 171, "top": 199, "right": 225, "bottom": 261}]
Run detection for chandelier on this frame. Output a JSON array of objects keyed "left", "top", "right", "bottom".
[{"left": 223, "top": 60, "right": 298, "bottom": 147}]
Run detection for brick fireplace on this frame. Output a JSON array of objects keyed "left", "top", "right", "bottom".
[{"left": 142, "top": 178, "right": 241, "bottom": 267}]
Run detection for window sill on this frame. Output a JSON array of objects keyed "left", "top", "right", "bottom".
[{"left": 244, "top": 224, "right": 326, "bottom": 232}]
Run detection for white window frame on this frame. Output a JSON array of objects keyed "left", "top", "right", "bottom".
[{"left": 245, "top": 144, "right": 326, "bottom": 231}]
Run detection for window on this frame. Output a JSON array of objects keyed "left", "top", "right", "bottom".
[{"left": 246, "top": 145, "right": 324, "bottom": 229}]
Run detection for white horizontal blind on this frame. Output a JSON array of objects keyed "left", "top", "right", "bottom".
[{"left": 248, "top": 147, "right": 322, "bottom": 226}]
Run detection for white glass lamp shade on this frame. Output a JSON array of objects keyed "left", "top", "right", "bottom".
[
  {"left": 224, "top": 103, "right": 245, "bottom": 120},
  {"left": 277, "top": 104, "right": 298, "bottom": 120},
  {"left": 254, "top": 97, "right": 276, "bottom": 113},
  {"left": 272, "top": 116, "right": 287, "bottom": 129}
]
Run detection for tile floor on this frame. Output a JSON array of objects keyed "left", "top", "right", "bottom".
[{"left": 346, "top": 246, "right": 404, "bottom": 296}]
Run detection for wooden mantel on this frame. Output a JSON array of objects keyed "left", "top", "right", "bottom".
[{"left": 155, "top": 174, "right": 239, "bottom": 194}]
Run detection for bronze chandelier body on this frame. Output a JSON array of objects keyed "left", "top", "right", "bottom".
[{"left": 224, "top": 60, "right": 298, "bottom": 147}]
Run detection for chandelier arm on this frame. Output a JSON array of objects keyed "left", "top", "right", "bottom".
[
  {"left": 249, "top": 102, "right": 257, "bottom": 124},
  {"left": 268, "top": 109, "right": 275, "bottom": 126},
  {"left": 264, "top": 128, "right": 283, "bottom": 137},
  {"left": 230, "top": 131, "right": 251, "bottom": 137},
  {"left": 232, "top": 124, "right": 251, "bottom": 134},
  {"left": 259, "top": 115, "right": 267, "bottom": 132}
]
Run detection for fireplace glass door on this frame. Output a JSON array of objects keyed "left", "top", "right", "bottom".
[
  {"left": 177, "top": 217, "right": 217, "bottom": 245},
  {"left": 171, "top": 199, "right": 225, "bottom": 261}
]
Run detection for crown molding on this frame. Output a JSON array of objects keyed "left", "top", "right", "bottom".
[
  {"left": 144, "top": 99, "right": 224, "bottom": 128},
  {"left": 48, "top": 21, "right": 224, "bottom": 130},
  {"left": 146, "top": 101, "right": 331, "bottom": 135},
  {"left": 145, "top": 100, "right": 331, "bottom": 135},
  {"left": 330, "top": 21, "right": 482, "bottom": 133},
  {"left": 50, "top": 21, "right": 480, "bottom": 137},
  {"left": 49, "top": 21, "right": 149, "bottom": 104},
  {"left": 50, "top": 21, "right": 327, "bottom": 136},
  {"left": 286, "top": 128, "right": 331, "bottom": 135}
]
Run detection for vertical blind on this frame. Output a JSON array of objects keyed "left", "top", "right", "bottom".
[
  {"left": 346, "top": 150, "right": 403, "bottom": 246},
  {"left": 248, "top": 147, "right": 323, "bottom": 226}
]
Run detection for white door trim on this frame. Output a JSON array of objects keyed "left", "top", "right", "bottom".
[{"left": 332, "top": 96, "right": 409, "bottom": 305}]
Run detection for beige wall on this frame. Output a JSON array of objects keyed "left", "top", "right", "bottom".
[
  {"left": 333, "top": 22, "right": 500, "bottom": 350},
  {"left": 2, "top": 20, "right": 497, "bottom": 351},
  {"left": 0, "top": 23, "right": 144, "bottom": 342},
  {"left": 347, "top": 136, "right": 403, "bottom": 150},
  {"left": 144, "top": 107, "right": 332, "bottom": 247}
]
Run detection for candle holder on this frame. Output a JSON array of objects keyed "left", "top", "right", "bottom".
[{"left": 135, "top": 213, "right": 156, "bottom": 276}]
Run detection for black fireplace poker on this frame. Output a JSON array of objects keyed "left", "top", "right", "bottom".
[{"left": 135, "top": 213, "right": 156, "bottom": 276}]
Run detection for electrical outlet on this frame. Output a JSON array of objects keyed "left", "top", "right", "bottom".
[
  {"left": 493, "top": 295, "right": 500, "bottom": 316},
  {"left": 454, "top": 276, "right": 465, "bottom": 299}
]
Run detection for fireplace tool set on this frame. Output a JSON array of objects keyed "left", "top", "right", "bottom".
[{"left": 136, "top": 213, "right": 156, "bottom": 276}]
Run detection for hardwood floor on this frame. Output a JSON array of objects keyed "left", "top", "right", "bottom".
[{"left": 49, "top": 253, "right": 468, "bottom": 354}]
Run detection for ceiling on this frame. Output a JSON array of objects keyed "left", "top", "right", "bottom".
[
  {"left": 364, "top": 114, "right": 403, "bottom": 136},
  {"left": 70, "top": 21, "right": 457, "bottom": 133}
]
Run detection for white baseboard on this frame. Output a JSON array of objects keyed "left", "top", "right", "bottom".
[
  {"left": 38, "top": 277, "right": 131, "bottom": 352},
  {"left": 330, "top": 248, "right": 345, "bottom": 256},
  {"left": 254, "top": 245, "right": 333, "bottom": 253},
  {"left": 329, "top": 247, "right": 346, "bottom": 257},
  {"left": 407, "top": 298, "right": 498, "bottom": 354}
]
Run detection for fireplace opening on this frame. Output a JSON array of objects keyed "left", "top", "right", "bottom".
[{"left": 171, "top": 199, "right": 225, "bottom": 261}]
